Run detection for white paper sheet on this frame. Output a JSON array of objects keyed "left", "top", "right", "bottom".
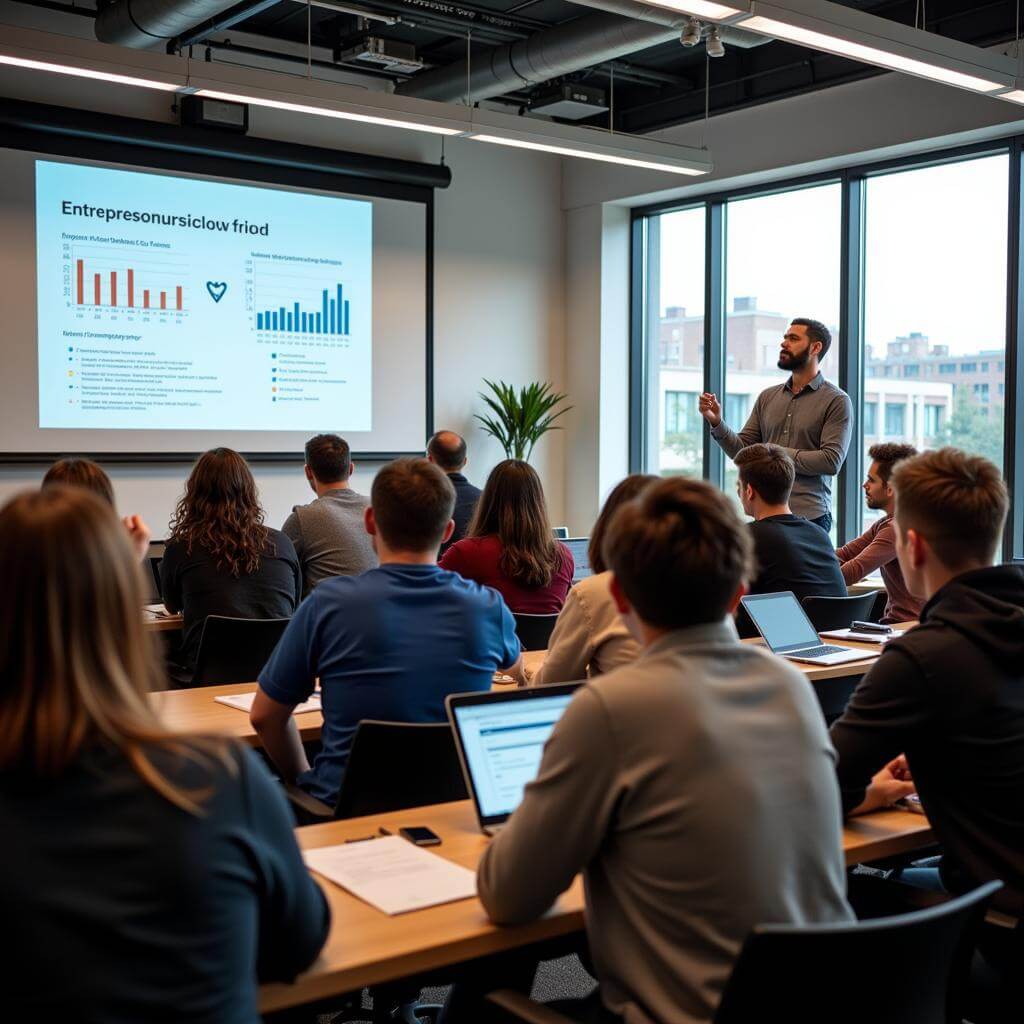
[
  {"left": 214, "top": 692, "right": 322, "bottom": 715},
  {"left": 304, "top": 835, "right": 477, "bottom": 915},
  {"left": 143, "top": 603, "right": 175, "bottom": 618}
]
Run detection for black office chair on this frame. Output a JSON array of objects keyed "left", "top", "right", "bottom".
[
  {"left": 286, "top": 721, "right": 466, "bottom": 1024},
  {"left": 514, "top": 612, "right": 560, "bottom": 651},
  {"left": 286, "top": 720, "right": 468, "bottom": 824},
  {"left": 801, "top": 591, "right": 879, "bottom": 632},
  {"left": 483, "top": 881, "right": 1002, "bottom": 1024},
  {"left": 190, "top": 615, "right": 289, "bottom": 687}
]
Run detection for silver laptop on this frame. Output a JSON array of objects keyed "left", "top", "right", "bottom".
[
  {"left": 562, "top": 537, "right": 592, "bottom": 584},
  {"left": 740, "top": 591, "right": 882, "bottom": 666},
  {"left": 446, "top": 684, "right": 581, "bottom": 836}
]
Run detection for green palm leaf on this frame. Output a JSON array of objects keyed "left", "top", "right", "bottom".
[{"left": 475, "top": 379, "right": 572, "bottom": 462}]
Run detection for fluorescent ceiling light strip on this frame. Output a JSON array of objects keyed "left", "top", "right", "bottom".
[
  {"left": 0, "top": 54, "right": 180, "bottom": 91},
  {"left": 999, "top": 89, "right": 1024, "bottom": 104},
  {"left": 741, "top": 16, "right": 1007, "bottom": 93},
  {"left": 641, "top": 0, "right": 746, "bottom": 18},
  {"left": 195, "top": 88, "right": 465, "bottom": 135},
  {"left": 471, "top": 134, "right": 707, "bottom": 175}
]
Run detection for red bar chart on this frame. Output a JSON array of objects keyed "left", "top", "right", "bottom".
[{"left": 70, "top": 245, "right": 189, "bottom": 316}]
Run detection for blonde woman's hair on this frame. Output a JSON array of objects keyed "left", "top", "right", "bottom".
[{"left": 0, "top": 486, "right": 226, "bottom": 812}]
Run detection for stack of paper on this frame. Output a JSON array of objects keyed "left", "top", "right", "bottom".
[
  {"left": 819, "top": 628, "right": 906, "bottom": 644},
  {"left": 304, "top": 835, "right": 477, "bottom": 915},
  {"left": 214, "top": 691, "right": 322, "bottom": 715}
]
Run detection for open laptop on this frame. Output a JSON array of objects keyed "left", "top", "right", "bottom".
[
  {"left": 740, "top": 591, "right": 882, "bottom": 666},
  {"left": 562, "top": 537, "right": 592, "bottom": 584},
  {"left": 446, "top": 684, "right": 581, "bottom": 835}
]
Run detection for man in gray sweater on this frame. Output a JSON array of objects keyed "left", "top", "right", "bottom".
[
  {"left": 476, "top": 477, "right": 853, "bottom": 1024},
  {"left": 282, "top": 434, "right": 377, "bottom": 598}
]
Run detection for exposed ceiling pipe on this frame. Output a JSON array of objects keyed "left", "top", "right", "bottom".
[
  {"left": 95, "top": 0, "right": 277, "bottom": 49},
  {"left": 565, "top": 0, "right": 771, "bottom": 48},
  {"left": 396, "top": 10, "right": 678, "bottom": 102}
]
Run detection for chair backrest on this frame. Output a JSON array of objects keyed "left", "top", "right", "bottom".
[
  {"left": 334, "top": 720, "right": 468, "bottom": 819},
  {"left": 513, "top": 612, "right": 560, "bottom": 651},
  {"left": 714, "top": 881, "right": 1002, "bottom": 1024},
  {"left": 191, "top": 615, "right": 290, "bottom": 687},
  {"left": 869, "top": 588, "right": 889, "bottom": 623},
  {"left": 801, "top": 591, "right": 880, "bottom": 631}
]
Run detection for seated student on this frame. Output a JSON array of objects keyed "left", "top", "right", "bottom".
[
  {"left": 43, "top": 456, "right": 150, "bottom": 560},
  {"left": 830, "top": 448, "right": 1024, "bottom": 917},
  {"left": 252, "top": 457, "right": 523, "bottom": 808},
  {"left": 427, "top": 430, "right": 481, "bottom": 555},
  {"left": 836, "top": 442, "right": 922, "bottom": 623},
  {"left": 733, "top": 443, "right": 846, "bottom": 638},
  {"left": 282, "top": 433, "right": 377, "bottom": 598},
  {"left": 472, "top": 477, "right": 853, "bottom": 1024},
  {"left": 161, "top": 448, "right": 301, "bottom": 679},
  {"left": 439, "top": 460, "right": 573, "bottom": 615},
  {"left": 0, "top": 487, "right": 328, "bottom": 1021},
  {"left": 531, "top": 473, "right": 656, "bottom": 685}
]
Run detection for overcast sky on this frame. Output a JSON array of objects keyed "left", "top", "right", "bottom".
[{"left": 658, "top": 153, "right": 1008, "bottom": 359}]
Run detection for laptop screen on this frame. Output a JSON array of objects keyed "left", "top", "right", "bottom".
[
  {"left": 451, "top": 690, "right": 576, "bottom": 820},
  {"left": 563, "top": 538, "right": 592, "bottom": 583},
  {"left": 741, "top": 592, "right": 820, "bottom": 652}
]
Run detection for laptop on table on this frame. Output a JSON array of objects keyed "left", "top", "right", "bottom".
[
  {"left": 740, "top": 591, "right": 882, "bottom": 666},
  {"left": 446, "top": 684, "right": 581, "bottom": 836},
  {"left": 561, "top": 537, "right": 592, "bottom": 585}
]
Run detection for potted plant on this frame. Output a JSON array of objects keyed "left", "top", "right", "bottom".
[{"left": 475, "top": 379, "right": 572, "bottom": 462}]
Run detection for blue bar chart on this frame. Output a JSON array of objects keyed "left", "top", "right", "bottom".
[{"left": 255, "top": 282, "right": 351, "bottom": 336}]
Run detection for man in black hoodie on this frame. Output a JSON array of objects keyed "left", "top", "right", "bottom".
[{"left": 830, "top": 448, "right": 1024, "bottom": 918}]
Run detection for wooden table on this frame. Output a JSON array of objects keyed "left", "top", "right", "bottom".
[
  {"left": 258, "top": 800, "right": 934, "bottom": 1013},
  {"left": 152, "top": 632, "right": 910, "bottom": 748},
  {"left": 151, "top": 682, "right": 325, "bottom": 745},
  {"left": 848, "top": 579, "right": 885, "bottom": 596},
  {"left": 144, "top": 611, "right": 183, "bottom": 632}
]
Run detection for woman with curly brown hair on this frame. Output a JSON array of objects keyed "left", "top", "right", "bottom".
[{"left": 161, "top": 448, "right": 301, "bottom": 680}]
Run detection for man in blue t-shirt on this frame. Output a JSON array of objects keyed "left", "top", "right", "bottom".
[{"left": 252, "top": 457, "right": 524, "bottom": 807}]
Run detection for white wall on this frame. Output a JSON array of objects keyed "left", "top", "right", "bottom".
[
  {"left": 0, "top": 5, "right": 566, "bottom": 533},
  {"left": 563, "top": 204, "right": 630, "bottom": 533}
]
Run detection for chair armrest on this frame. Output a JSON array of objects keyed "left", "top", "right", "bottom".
[
  {"left": 483, "top": 990, "right": 575, "bottom": 1024},
  {"left": 284, "top": 784, "right": 334, "bottom": 826}
]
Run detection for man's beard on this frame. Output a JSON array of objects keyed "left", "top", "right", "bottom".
[
  {"left": 778, "top": 348, "right": 810, "bottom": 371},
  {"left": 865, "top": 495, "right": 886, "bottom": 511}
]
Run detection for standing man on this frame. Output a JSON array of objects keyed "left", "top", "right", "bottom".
[
  {"left": 699, "top": 319, "right": 852, "bottom": 533},
  {"left": 282, "top": 434, "right": 377, "bottom": 598},
  {"left": 836, "top": 442, "right": 922, "bottom": 624},
  {"left": 427, "top": 430, "right": 480, "bottom": 554}
]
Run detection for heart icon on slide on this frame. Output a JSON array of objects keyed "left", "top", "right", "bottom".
[{"left": 206, "top": 281, "right": 228, "bottom": 303}]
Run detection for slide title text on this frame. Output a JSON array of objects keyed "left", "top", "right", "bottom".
[{"left": 61, "top": 201, "right": 269, "bottom": 235}]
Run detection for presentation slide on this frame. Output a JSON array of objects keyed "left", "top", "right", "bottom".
[{"left": 35, "top": 160, "right": 372, "bottom": 432}]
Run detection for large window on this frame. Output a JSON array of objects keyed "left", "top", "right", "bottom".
[
  {"left": 723, "top": 184, "right": 842, "bottom": 518},
  {"left": 862, "top": 155, "right": 1008, "bottom": 533},
  {"left": 639, "top": 207, "right": 705, "bottom": 477},
  {"left": 633, "top": 142, "right": 1021, "bottom": 558}
]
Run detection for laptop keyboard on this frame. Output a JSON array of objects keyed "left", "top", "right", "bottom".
[{"left": 791, "top": 644, "right": 849, "bottom": 658}]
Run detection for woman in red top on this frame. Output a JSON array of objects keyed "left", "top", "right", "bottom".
[{"left": 439, "top": 460, "right": 573, "bottom": 614}]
